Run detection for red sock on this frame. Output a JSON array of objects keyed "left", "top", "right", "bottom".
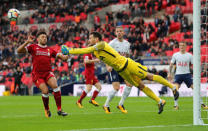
[
  {"left": 53, "top": 91, "right": 61, "bottom": 111},
  {"left": 42, "top": 96, "right": 49, "bottom": 110},
  {"left": 91, "top": 90, "right": 99, "bottom": 100},
  {"left": 78, "top": 91, "right": 87, "bottom": 103}
]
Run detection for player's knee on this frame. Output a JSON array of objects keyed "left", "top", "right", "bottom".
[
  {"left": 138, "top": 84, "right": 145, "bottom": 90},
  {"left": 97, "top": 86, "right": 102, "bottom": 91},
  {"left": 146, "top": 73, "right": 153, "bottom": 80},
  {"left": 41, "top": 88, "right": 49, "bottom": 94},
  {"left": 113, "top": 86, "right": 120, "bottom": 91},
  {"left": 112, "top": 82, "right": 120, "bottom": 91}
]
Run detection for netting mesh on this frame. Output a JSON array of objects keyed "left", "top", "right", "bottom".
[{"left": 200, "top": 0, "right": 208, "bottom": 124}]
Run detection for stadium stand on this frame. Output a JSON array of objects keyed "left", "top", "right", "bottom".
[{"left": 0, "top": 0, "right": 197, "bottom": 95}]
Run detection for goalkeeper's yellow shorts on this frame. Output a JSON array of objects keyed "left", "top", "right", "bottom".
[{"left": 118, "top": 58, "right": 148, "bottom": 87}]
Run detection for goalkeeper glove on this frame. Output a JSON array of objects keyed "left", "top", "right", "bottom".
[{"left": 61, "top": 45, "right": 70, "bottom": 55}]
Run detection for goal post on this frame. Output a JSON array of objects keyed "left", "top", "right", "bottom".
[{"left": 193, "top": 0, "right": 203, "bottom": 125}]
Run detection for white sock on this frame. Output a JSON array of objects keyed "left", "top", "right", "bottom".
[
  {"left": 174, "top": 99, "right": 178, "bottom": 106},
  {"left": 119, "top": 86, "right": 131, "bottom": 105},
  {"left": 104, "top": 89, "right": 117, "bottom": 107}
]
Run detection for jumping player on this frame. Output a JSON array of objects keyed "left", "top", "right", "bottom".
[{"left": 17, "top": 31, "right": 68, "bottom": 117}]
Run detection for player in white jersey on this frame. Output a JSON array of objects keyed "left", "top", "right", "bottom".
[
  {"left": 104, "top": 26, "right": 133, "bottom": 114},
  {"left": 168, "top": 42, "right": 208, "bottom": 110}
]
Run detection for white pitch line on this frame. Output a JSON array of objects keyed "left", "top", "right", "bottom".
[{"left": 59, "top": 124, "right": 193, "bottom": 131}]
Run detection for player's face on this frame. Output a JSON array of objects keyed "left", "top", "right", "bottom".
[
  {"left": 115, "top": 28, "right": 124, "bottom": 39},
  {"left": 179, "top": 43, "right": 186, "bottom": 52},
  {"left": 38, "top": 34, "right": 47, "bottom": 45},
  {"left": 88, "top": 34, "right": 97, "bottom": 45}
]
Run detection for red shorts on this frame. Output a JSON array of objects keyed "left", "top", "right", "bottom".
[
  {"left": 32, "top": 71, "right": 55, "bottom": 88},
  {"left": 85, "top": 75, "right": 99, "bottom": 85}
]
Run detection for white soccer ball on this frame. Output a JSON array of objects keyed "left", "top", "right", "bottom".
[{"left": 7, "top": 8, "right": 20, "bottom": 21}]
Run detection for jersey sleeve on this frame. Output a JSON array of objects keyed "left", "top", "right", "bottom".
[
  {"left": 69, "top": 41, "right": 105, "bottom": 54},
  {"left": 170, "top": 54, "right": 176, "bottom": 64},
  {"left": 50, "top": 48, "right": 58, "bottom": 58},
  {"left": 108, "top": 40, "right": 114, "bottom": 47},
  {"left": 25, "top": 44, "right": 34, "bottom": 54}
]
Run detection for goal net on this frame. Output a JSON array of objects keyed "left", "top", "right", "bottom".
[{"left": 193, "top": 0, "right": 208, "bottom": 125}]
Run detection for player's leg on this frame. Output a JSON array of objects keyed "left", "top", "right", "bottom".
[
  {"left": 117, "top": 80, "right": 132, "bottom": 113},
  {"left": 47, "top": 76, "right": 68, "bottom": 116},
  {"left": 104, "top": 70, "right": 120, "bottom": 114},
  {"left": 173, "top": 83, "right": 180, "bottom": 110},
  {"left": 145, "top": 73, "right": 179, "bottom": 101},
  {"left": 38, "top": 82, "right": 51, "bottom": 118},
  {"left": 89, "top": 81, "right": 101, "bottom": 106},
  {"left": 103, "top": 81, "right": 120, "bottom": 114},
  {"left": 138, "top": 80, "right": 166, "bottom": 114},
  {"left": 121, "top": 69, "right": 166, "bottom": 114},
  {"left": 77, "top": 84, "right": 92, "bottom": 108}
]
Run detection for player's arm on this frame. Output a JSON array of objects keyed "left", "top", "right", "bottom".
[
  {"left": 168, "top": 62, "right": 174, "bottom": 80},
  {"left": 84, "top": 58, "right": 100, "bottom": 64},
  {"left": 57, "top": 53, "right": 69, "bottom": 61},
  {"left": 62, "top": 42, "right": 105, "bottom": 55},
  {"left": 17, "top": 35, "right": 34, "bottom": 54}
]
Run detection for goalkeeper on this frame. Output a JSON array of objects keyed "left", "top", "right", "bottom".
[{"left": 62, "top": 32, "right": 179, "bottom": 114}]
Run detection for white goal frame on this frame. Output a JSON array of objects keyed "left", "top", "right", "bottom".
[{"left": 193, "top": 0, "right": 206, "bottom": 125}]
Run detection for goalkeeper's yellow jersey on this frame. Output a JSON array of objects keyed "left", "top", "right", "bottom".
[{"left": 68, "top": 41, "right": 127, "bottom": 71}]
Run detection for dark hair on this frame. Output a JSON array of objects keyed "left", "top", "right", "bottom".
[
  {"left": 36, "top": 31, "right": 47, "bottom": 38},
  {"left": 90, "top": 32, "right": 102, "bottom": 41}
]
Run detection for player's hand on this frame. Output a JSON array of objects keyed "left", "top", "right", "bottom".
[
  {"left": 26, "top": 35, "right": 34, "bottom": 44},
  {"left": 61, "top": 45, "right": 71, "bottom": 55},
  {"left": 106, "top": 66, "right": 112, "bottom": 72}
]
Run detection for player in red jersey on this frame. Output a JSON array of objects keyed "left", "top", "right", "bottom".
[
  {"left": 76, "top": 53, "right": 102, "bottom": 108},
  {"left": 17, "top": 31, "right": 69, "bottom": 118}
]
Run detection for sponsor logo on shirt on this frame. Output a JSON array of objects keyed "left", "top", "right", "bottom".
[{"left": 36, "top": 50, "right": 50, "bottom": 56}]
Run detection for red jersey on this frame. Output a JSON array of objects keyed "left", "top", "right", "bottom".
[
  {"left": 84, "top": 54, "right": 95, "bottom": 76},
  {"left": 26, "top": 44, "right": 57, "bottom": 73}
]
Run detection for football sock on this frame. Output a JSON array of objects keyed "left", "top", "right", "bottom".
[
  {"left": 91, "top": 89, "right": 99, "bottom": 100},
  {"left": 42, "top": 94, "right": 49, "bottom": 110},
  {"left": 153, "top": 75, "right": 175, "bottom": 90},
  {"left": 78, "top": 91, "right": 87, "bottom": 103},
  {"left": 105, "top": 89, "right": 117, "bottom": 107},
  {"left": 53, "top": 88, "right": 61, "bottom": 111},
  {"left": 174, "top": 99, "right": 178, "bottom": 106},
  {"left": 119, "top": 86, "right": 131, "bottom": 105},
  {"left": 142, "top": 86, "right": 161, "bottom": 103}
]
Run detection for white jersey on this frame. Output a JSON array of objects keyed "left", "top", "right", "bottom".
[
  {"left": 108, "top": 38, "right": 130, "bottom": 56},
  {"left": 171, "top": 52, "right": 193, "bottom": 75}
]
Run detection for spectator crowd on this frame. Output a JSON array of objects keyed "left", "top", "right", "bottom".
[{"left": 0, "top": 0, "right": 198, "bottom": 95}]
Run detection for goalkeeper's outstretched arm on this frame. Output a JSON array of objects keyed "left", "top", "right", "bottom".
[{"left": 62, "top": 42, "right": 105, "bottom": 55}]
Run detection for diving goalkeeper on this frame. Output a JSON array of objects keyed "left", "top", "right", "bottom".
[{"left": 62, "top": 32, "right": 179, "bottom": 114}]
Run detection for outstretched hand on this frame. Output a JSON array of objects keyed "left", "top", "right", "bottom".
[
  {"left": 61, "top": 45, "right": 70, "bottom": 55},
  {"left": 26, "top": 35, "right": 34, "bottom": 43}
]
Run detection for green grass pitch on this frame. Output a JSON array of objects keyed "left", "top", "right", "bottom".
[{"left": 0, "top": 96, "right": 208, "bottom": 131}]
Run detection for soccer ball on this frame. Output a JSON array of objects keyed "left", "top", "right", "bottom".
[{"left": 7, "top": 9, "right": 20, "bottom": 21}]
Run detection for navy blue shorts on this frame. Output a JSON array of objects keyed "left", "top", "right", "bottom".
[
  {"left": 108, "top": 69, "right": 124, "bottom": 83},
  {"left": 174, "top": 73, "right": 193, "bottom": 88}
]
